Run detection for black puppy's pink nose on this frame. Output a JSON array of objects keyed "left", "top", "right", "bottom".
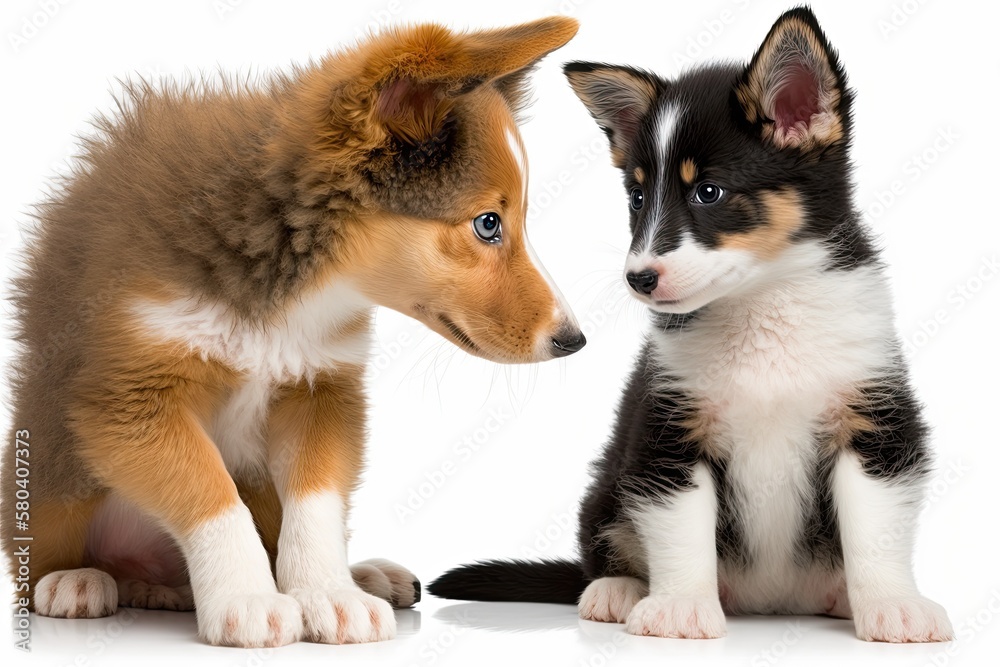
[{"left": 626, "top": 269, "right": 659, "bottom": 295}]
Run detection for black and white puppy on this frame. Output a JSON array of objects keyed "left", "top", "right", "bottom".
[{"left": 430, "top": 7, "right": 953, "bottom": 643}]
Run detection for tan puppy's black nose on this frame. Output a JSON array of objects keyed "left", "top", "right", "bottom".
[
  {"left": 626, "top": 269, "right": 659, "bottom": 295},
  {"left": 551, "top": 329, "right": 586, "bottom": 357}
]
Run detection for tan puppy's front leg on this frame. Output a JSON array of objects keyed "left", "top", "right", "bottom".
[
  {"left": 268, "top": 368, "right": 395, "bottom": 644},
  {"left": 73, "top": 372, "right": 302, "bottom": 647}
]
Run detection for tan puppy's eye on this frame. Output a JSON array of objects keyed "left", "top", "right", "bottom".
[{"left": 472, "top": 212, "right": 502, "bottom": 244}]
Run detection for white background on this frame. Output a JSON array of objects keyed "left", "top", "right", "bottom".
[{"left": 2, "top": 0, "right": 999, "bottom": 665}]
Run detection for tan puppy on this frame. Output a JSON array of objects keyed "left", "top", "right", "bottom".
[{"left": 2, "top": 17, "right": 581, "bottom": 647}]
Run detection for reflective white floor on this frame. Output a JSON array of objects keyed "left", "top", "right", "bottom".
[{"left": 9, "top": 596, "right": 991, "bottom": 667}]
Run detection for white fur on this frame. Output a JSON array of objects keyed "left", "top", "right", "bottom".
[
  {"left": 656, "top": 104, "right": 681, "bottom": 163},
  {"left": 649, "top": 242, "right": 898, "bottom": 615},
  {"left": 35, "top": 568, "right": 118, "bottom": 618},
  {"left": 210, "top": 377, "right": 274, "bottom": 476},
  {"left": 134, "top": 279, "right": 372, "bottom": 384},
  {"left": 294, "top": 586, "right": 395, "bottom": 644},
  {"left": 624, "top": 463, "right": 727, "bottom": 638},
  {"left": 506, "top": 127, "right": 528, "bottom": 193},
  {"left": 832, "top": 452, "right": 922, "bottom": 598},
  {"left": 276, "top": 491, "right": 396, "bottom": 643},
  {"left": 630, "top": 463, "right": 719, "bottom": 598},
  {"left": 652, "top": 241, "right": 895, "bottom": 395},
  {"left": 626, "top": 595, "right": 727, "bottom": 639},
  {"left": 134, "top": 279, "right": 371, "bottom": 475},
  {"left": 276, "top": 491, "right": 353, "bottom": 591},
  {"left": 579, "top": 576, "right": 648, "bottom": 623},
  {"left": 637, "top": 104, "right": 682, "bottom": 253},
  {"left": 626, "top": 234, "right": 755, "bottom": 310},
  {"left": 833, "top": 452, "right": 954, "bottom": 642},
  {"left": 180, "top": 503, "right": 303, "bottom": 647}
]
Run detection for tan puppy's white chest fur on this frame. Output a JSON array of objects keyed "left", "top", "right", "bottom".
[{"left": 134, "top": 279, "right": 372, "bottom": 475}]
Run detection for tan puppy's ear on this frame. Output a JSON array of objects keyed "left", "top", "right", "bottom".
[
  {"left": 374, "top": 75, "right": 452, "bottom": 145},
  {"left": 458, "top": 16, "right": 580, "bottom": 88},
  {"left": 563, "top": 62, "right": 661, "bottom": 168},
  {"left": 467, "top": 16, "right": 581, "bottom": 115},
  {"left": 370, "top": 17, "right": 579, "bottom": 143},
  {"left": 736, "top": 7, "right": 850, "bottom": 150}
]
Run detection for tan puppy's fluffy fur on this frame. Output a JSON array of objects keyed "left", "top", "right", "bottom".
[{"left": 3, "top": 18, "right": 580, "bottom": 647}]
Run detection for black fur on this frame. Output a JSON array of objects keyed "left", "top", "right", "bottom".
[
  {"left": 795, "top": 454, "right": 842, "bottom": 569},
  {"left": 428, "top": 559, "right": 585, "bottom": 604},
  {"left": 849, "top": 369, "right": 931, "bottom": 479},
  {"left": 709, "top": 457, "right": 751, "bottom": 570}
]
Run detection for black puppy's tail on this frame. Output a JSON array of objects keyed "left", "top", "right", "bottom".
[{"left": 428, "top": 559, "right": 586, "bottom": 605}]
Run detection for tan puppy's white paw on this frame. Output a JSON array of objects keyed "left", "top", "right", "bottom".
[
  {"left": 352, "top": 558, "right": 421, "bottom": 608},
  {"left": 291, "top": 587, "right": 396, "bottom": 644},
  {"left": 198, "top": 593, "right": 303, "bottom": 648},
  {"left": 579, "top": 577, "right": 648, "bottom": 623},
  {"left": 852, "top": 595, "right": 954, "bottom": 643},
  {"left": 35, "top": 568, "right": 117, "bottom": 619},
  {"left": 625, "top": 595, "right": 726, "bottom": 639}
]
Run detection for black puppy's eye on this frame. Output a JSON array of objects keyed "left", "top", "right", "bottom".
[
  {"left": 473, "top": 212, "right": 502, "bottom": 243},
  {"left": 629, "top": 187, "right": 644, "bottom": 211},
  {"left": 693, "top": 182, "right": 724, "bottom": 205}
]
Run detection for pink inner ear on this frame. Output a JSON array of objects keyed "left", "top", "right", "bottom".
[
  {"left": 376, "top": 78, "right": 437, "bottom": 122},
  {"left": 771, "top": 63, "right": 820, "bottom": 132}
]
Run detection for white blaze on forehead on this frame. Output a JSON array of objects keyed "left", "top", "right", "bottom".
[
  {"left": 640, "top": 104, "right": 683, "bottom": 255},
  {"left": 656, "top": 104, "right": 682, "bottom": 159},
  {"left": 506, "top": 126, "right": 529, "bottom": 198}
]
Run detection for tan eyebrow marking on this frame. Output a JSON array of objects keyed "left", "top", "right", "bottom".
[
  {"left": 680, "top": 158, "right": 698, "bottom": 185},
  {"left": 634, "top": 167, "right": 645, "bottom": 184}
]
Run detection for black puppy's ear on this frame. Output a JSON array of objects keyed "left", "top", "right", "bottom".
[
  {"left": 736, "top": 7, "right": 850, "bottom": 150},
  {"left": 564, "top": 62, "right": 661, "bottom": 168}
]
